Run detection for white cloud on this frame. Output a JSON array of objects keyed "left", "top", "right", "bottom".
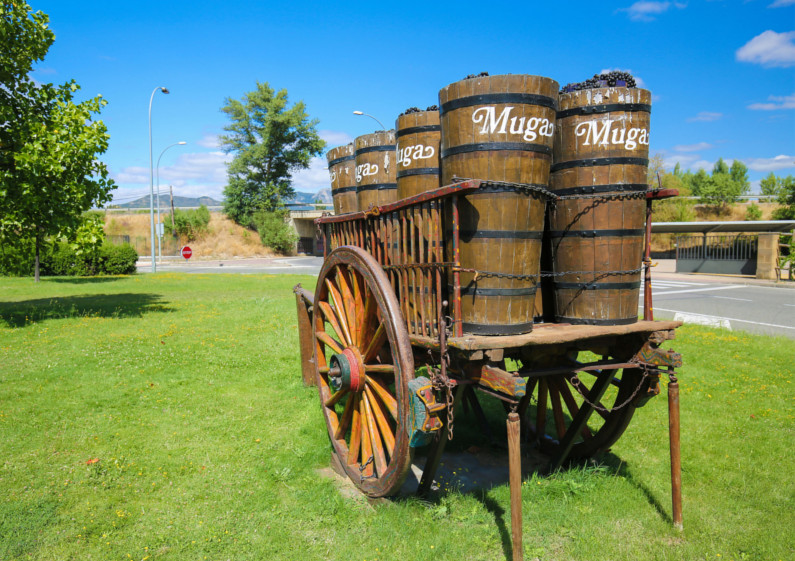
[
  {"left": 736, "top": 30, "right": 795, "bottom": 67},
  {"left": 292, "top": 156, "right": 332, "bottom": 193},
  {"left": 619, "top": 1, "right": 686, "bottom": 22},
  {"left": 672, "top": 142, "right": 713, "bottom": 152},
  {"left": 319, "top": 129, "right": 354, "bottom": 148},
  {"left": 196, "top": 134, "right": 221, "bottom": 148},
  {"left": 112, "top": 150, "right": 232, "bottom": 202},
  {"left": 687, "top": 111, "right": 723, "bottom": 122},
  {"left": 769, "top": 0, "right": 795, "bottom": 7},
  {"left": 744, "top": 154, "right": 795, "bottom": 171},
  {"left": 747, "top": 92, "right": 795, "bottom": 110}
]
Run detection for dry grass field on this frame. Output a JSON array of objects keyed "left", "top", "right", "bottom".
[{"left": 104, "top": 211, "right": 277, "bottom": 260}]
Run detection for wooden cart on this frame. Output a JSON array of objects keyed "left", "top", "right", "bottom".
[{"left": 294, "top": 179, "right": 684, "bottom": 553}]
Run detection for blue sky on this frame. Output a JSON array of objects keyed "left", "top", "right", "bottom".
[{"left": 28, "top": 0, "right": 795, "bottom": 204}]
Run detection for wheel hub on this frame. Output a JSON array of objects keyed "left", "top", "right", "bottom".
[{"left": 329, "top": 348, "right": 365, "bottom": 393}]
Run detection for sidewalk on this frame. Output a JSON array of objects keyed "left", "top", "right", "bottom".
[{"left": 651, "top": 259, "right": 795, "bottom": 289}]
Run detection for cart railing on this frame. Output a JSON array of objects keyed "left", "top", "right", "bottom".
[{"left": 316, "top": 181, "right": 678, "bottom": 342}]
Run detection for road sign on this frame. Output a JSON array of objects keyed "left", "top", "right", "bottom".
[{"left": 181, "top": 246, "right": 192, "bottom": 260}]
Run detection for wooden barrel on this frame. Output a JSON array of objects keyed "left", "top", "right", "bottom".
[
  {"left": 326, "top": 144, "right": 357, "bottom": 214},
  {"left": 396, "top": 109, "right": 441, "bottom": 199},
  {"left": 549, "top": 87, "right": 651, "bottom": 325},
  {"left": 439, "top": 74, "right": 558, "bottom": 335},
  {"left": 354, "top": 130, "right": 397, "bottom": 211}
]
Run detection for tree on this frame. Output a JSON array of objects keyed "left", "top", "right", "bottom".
[
  {"left": 772, "top": 175, "right": 795, "bottom": 220},
  {"left": 760, "top": 172, "right": 783, "bottom": 197},
  {"left": 220, "top": 82, "right": 325, "bottom": 226},
  {"left": 1, "top": 2, "right": 115, "bottom": 281}
]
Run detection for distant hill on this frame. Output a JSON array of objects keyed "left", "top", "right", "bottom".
[
  {"left": 110, "top": 189, "right": 331, "bottom": 210},
  {"left": 109, "top": 195, "right": 222, "bottom": 209},
  {"left": 289, "top": 189, "right": 332, "bottom": 204}
]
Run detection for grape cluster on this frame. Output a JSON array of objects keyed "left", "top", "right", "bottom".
[
  {"left": 400, "top": 105, "right": 440, "bottom": 116},
  {"left": 463, "top": 72, "right": 489, "bottom": 79},
  {"left": 560, "top": 71, "right": 637, "bottom": 93}
]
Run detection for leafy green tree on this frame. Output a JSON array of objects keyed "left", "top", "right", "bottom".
[
  {"left": 745, "top": 202, "right": 763, "bottom": 221},
  {"left": 760, "top": 172, "right": 782, "bottom": 197},
  {"left": 712, "top": 157, "right": 730, "bottom": 176},
  {"left": 0, "top": 1, "right": 115, "bottom": 281},
  {"left": 772, "top": 175, "right": 795, "bottom": 220},
  {"left": 252, "top": 210, "right": 297, "bottom": 254},
  {"left": 729, "top": 160, "right": 750, "bottom": 194},
  {"left": 220, "top": 82, "right": 325, "bottom": 226}
]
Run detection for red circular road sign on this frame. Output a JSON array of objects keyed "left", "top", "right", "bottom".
[{"left": 181, "top": 246, "right": 193, "bottom": 260}]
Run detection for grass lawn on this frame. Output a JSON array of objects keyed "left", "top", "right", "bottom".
[{"left": 1, "top": 273, "right": 793, "bottom": 561}]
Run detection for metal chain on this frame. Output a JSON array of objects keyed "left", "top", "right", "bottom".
[
  {"left": 569, "top": 368, "right": 650, "bottom": 413},
  {"left": 358, "top": 456, "right": 375, "bottom": 482},
  {"left": 557, "top": 191, "right": 647, "bottom": 201},
  {"left": 454, "top": 267, "right": 643, "bottom": 282},
  {"left": 451, "top": 177, "right": 558, "bottom": 203}
]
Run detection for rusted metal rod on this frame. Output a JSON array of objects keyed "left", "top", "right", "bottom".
[
  {"left": 507, "top": 412, "right": 523, "bottom": 561},
  {"left": 668, "top": 371, "right": 683, "bottom": 530}
]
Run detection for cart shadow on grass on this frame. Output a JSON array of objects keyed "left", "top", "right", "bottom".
[{"left": 0, "top": 292, "right": 174, "bottom": 327}]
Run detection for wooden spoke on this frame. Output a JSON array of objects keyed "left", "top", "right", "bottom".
[
  {"left": 365, "top": 384, "right": 395, "bottom": 454},
  {"left": 549, "top": 381, "right": 567, "bottom": 440},
  {"left": 366, "top": 375, "right": 398, "bottom": 420},
  {"left": 363, "top": 323, "right": 388, "bottom": 363},
  {"left": 364, "top": 364, "right": 394, "bottom": 374},
  {"left": 363, "top": 392, "right": 387, "bottom": 477},
  {"left": 325, "top": 387, "right": 348, "bottom": 408},
  {"left": 359, "top": 290, "right": 376, "bottom": 350},
  {"left": 347, "top": 394, "right": 362, "bottom": 465},
  {"left": 349, "top": 269, "right": 365, "bottom": 346},
  {"left": 334, "top": 393, "right": 355, "bottom": 440},
  {"left": 335, "top": 267, "right": 358, "bottom": 345},
  {"left": 359, "top": 397, "right": 374, "bottom": 477},
  {"left": 314, "top": 338, "right": 327, "bottom": 369},
  {"left": 315, "top": 331, "right": 343, "bottom": 354},
  {"left": 325, "top": 278, "right": 353, "bottom": 346},
  {"left": 535, "top": 378, "right": 548, "bottom": 438},
  {"left": 555, "top": 377, "right": 593, "bottom": 439},
  {"left": 318, "top": 301, "right": 347, "bottom": 347}
]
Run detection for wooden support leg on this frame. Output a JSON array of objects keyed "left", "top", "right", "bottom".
[
  {"left": 294, "top": 285, "right": 315, "bottom": 387},
  {"left": 507, "top": 412, "right": 523, "bottom": 561},
  {"left": 668, "top": 371, "right": 683, "bottom": 530}
]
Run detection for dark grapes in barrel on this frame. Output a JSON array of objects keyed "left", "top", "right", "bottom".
[{"left": 560, "top": 71, "right": 637, "bottom": 93}]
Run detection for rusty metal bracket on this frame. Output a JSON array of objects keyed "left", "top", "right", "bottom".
[{"left": 633, "top": 342, "right": 682, "bottom": 368}]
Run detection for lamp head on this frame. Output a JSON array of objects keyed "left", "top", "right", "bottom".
[
  {"left": 353, "top": 111, "right": 363, "bottom": 115},
  {"left": 177, "top": 141, "right": 186, "bottom": 145},
  {"left": 160, "top": 87, "right": 170, "bottom": 94}
]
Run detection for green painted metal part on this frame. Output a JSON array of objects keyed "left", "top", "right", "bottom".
[{"left": 407, "top": 376, "right": 443, "bottom": 447}]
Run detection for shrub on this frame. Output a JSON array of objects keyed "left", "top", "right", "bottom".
[
  {"left": 164, "top": 205, "right": 211, "bottom": 241},
  {"left": 745, "top": 203, "right": 763, "bottom": 221},
  {"left": 252, "top": 210, "right": 296, "bottom": 254},
  {"left": 101, "top": 243, "right": 138, "bottom": 274}
]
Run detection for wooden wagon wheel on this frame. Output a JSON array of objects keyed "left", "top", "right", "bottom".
[
  {"left": 312, "top": 246, "right": 415, "bottom": 497},
  {"left": 525, "top": 366, "right": 643, "bottom": 460}
]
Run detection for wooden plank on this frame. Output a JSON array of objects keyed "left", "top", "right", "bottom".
[{"left": 473, "top": 365, "right": 527, "bottom": 398}]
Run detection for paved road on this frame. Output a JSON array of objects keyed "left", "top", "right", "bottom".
[
  {"left": 642, "top": 277, "right": 795, "bottom": 338},
  {"left": 137, "top": 256, "right": 323, "bottom": 276}
]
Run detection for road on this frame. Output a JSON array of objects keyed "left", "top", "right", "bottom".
[
  {"left": 642, "top": 277, "right": 795, "bottom": 338},
  {"left": 138, "top": 257, "right": 795, "bottom": 338}
]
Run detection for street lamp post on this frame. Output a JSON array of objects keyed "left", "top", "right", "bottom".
[
  {"left": 149, "top": 86, "right": 170, "bottom": 273},
  {"left": 353, "top": 110, "right": 386, "bottom": 130},
  {"left": 156, "top": 141, "right": 186, "bottom": 263}
]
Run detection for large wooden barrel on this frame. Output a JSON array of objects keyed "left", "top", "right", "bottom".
[
  {"left": 439, "top": 74, "right": 558, "bottom": 335},
  {"left": 549, "top": 87, "right": 651, "bottom": 325},
  {"left": 354, "top": 130, "right": 397, "bottom": 211},
  {"left": 396, "top": 109, "right": 441, "bottom": 199},
  {"left": 326, "top": 144, "right": 357, "bottom": 214}
]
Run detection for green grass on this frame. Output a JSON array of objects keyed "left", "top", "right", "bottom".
[{"left": 1, "top": 273, "right": 793, "bottom": 561}]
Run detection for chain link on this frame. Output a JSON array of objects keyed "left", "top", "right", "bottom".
[
  {"left": 454, "top": 267, "right": 643, "bottom": 282},
  {"left": 569, "top": 368, "right": 649, "bottom": 413},
  {"left": 557, "top": 191, "right": 647, "bottom": 201}
]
